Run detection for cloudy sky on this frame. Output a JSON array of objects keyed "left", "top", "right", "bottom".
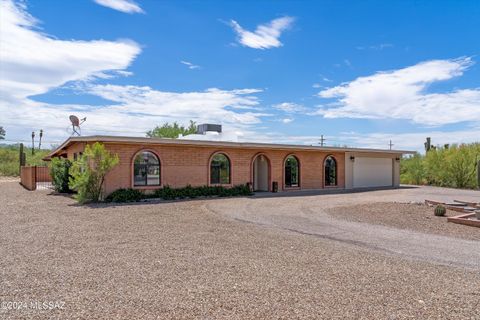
[{"left": 0, "top": 0, "right": 479, "bottom": 151}]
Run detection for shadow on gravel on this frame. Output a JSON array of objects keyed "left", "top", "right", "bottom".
[
  {"left": 251, "top": 185, "right": 418, "bottom": 199},
  {"left": 66, "top": 186, "right": 419, "bottom": 209}
]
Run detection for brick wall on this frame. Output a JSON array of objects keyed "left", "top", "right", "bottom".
[{"left": 76, "top": 142, "right": 347, "bottom": 195}]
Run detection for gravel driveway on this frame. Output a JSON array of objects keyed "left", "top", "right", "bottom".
[
  {"left": 208, "top": 186, "right": 480, "bottom": 270},
  {"left": 1, "top": 182, "right": 479, "bottom": 319}
]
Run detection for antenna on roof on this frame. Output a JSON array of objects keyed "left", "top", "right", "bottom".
[{"left": 67, "top": 115, "right": 86, "bottom": 136}]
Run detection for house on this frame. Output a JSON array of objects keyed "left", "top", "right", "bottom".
[{"left": 45, "top": 126, "right": 413, "bottom": 195}]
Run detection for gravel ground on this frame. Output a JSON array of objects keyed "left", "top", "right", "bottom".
[
  {"left": 1, "top": 182, "right": 479, "bottom": 319},
  {"left": 327, "top": 202, "right": 480, "bottom": 241}
]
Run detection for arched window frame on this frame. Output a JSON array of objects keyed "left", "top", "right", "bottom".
[
  {"left": 131, "top": 150, "right": 161, "bottom": 188},
  {"left": 284, "top": 154, "right": 300, "bottom": 189},
  {"left": 324, "top": 155, "right": 338, "bottom": 187},
  {"left": 209, "top": 152, "right": 232, "bottom": 185}
]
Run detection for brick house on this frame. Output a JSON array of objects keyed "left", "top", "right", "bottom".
[{"left": 45, "top": 133, "right": 412, "bottom": 195}]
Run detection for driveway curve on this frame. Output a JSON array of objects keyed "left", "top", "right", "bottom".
[{"left": 206, "top": 186, "right": 480, "bottom": 270}]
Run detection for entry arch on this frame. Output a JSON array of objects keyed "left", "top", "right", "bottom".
[{"left": 251, "top": 153, "right": 271, "bottom": 192}]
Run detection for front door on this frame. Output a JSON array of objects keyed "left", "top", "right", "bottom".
[{"left": 253, "top": 155, "right": 269, "bottom": 191}]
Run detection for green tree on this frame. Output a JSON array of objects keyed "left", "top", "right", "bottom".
[
  {"left": 50, "top": 157, "right": 72, "bottom": 193},
  {"left": 146, "top": 120, "right": 197, "bottom": 139},
  {"left": 400, "top": 153, "right": 424, "bottom": 185},
  {"left": 69, "top": 142, "right": 119, "bottom": 203},
  {"left": 0, "top": 126, "right": 5, "bottom": 140}
]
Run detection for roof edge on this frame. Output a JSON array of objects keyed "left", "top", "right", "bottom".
[{"left": 45, "top": 135, "right": 416, "bottom": 159}]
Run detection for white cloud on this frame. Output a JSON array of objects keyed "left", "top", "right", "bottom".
[
  {"left": 180, "top": 60, "right": 200, "bottom": 70},
  {"left": 230, "top": 16, "right": 294, "bottom": 49},
  {"left": 316, "top": 57, "right": 480, "bottom": 126},
  {"left": 273, "top": 102, "right": 307, "bottom": 113},
  {"left": 93, "top": 0, "right": 144, "bottom": 14},
  {"left": 335, "top": 128, "right": 480, "bottom": 153},
  {"left": 1, "top": 85, "right": 268, "bottom": 144},
  {"left": 282, "top": 118, "right": 293, "bottom": 124},
  {"left": 356, "top": 43, "right": 393, "bottom": 50},
  {"left": 0, "top": 0, "right": 268, "bottom": 145},
  {"left": 0, "top": 0, "right": 141, "bottom": 102}
]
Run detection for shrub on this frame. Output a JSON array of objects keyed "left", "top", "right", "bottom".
[
  {"left": 401, "top": 142, "right": 480, "bottom": 189},
  {"left": 434, "top": 205, "right": 446, "bottom": 217},
  {"left": 105, "top": 188, "right": 143, "bottom": 203},
  {"left": 50, "top": 157, "right": 72, "bottom": 193},
  {"left": 105, "top": 184, "right": 253, "bottom": 203},
  {"left": 69, "top": 142, "right": 119, "bottom": 203}
]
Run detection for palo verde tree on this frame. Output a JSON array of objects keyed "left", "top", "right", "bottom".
[
  {"left": 69, "top": 142, "right": 119, "bottom": 203},
  {"left": 0, "top": 126, "right": 5, "bottom": 140},
  {"left": 146, "top": 120, "right": 197, "bottom": 139}
]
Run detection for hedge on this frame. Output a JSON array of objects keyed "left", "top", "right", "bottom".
[{"left": 105, "top": 184, "right": 253, "bottom": 203}]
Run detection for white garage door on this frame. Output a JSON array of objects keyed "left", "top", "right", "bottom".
[{"left": 353, "top": 157, "right": 393, "bottom": 188}]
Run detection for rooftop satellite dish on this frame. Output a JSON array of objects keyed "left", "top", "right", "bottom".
[{"left": 67, "top": 115, "right": 86, "bottom": 136}]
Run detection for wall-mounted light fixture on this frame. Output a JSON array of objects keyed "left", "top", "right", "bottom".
[
  {"left": 350, "top": 156, "right": 355, "bottom": 161},
  {"left": 395, "top": 157, "right": 400, "bottom": 162}
]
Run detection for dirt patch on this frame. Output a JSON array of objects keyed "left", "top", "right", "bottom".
[{"left": 328, "top": 202, "right": 480, "bottom": 241}]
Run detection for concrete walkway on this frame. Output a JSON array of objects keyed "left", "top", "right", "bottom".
[{"left": 206, "top": 186, "right": 480, "bottom": 270}]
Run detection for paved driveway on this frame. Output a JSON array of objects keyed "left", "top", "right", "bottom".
[{"left": 207, "top": 186, "right": 480, "bottom": 270}]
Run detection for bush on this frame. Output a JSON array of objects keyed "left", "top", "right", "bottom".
[
  {"left": 105, "top": 184, "right": 253, "bottom": 203},
  {"left": 153, "top": 184, "right": 252, "bottom": 200},
  {"left": 50, "top": 157, "right": 72, "bottom": 193},
  {"left": 105, "top": 188, "right": 144, "bottom": 203},
  {"left": 401, "top": 142, "right": 480, "bottom": 189},
  {"left": 69, "top": 142, "right": 119, "bottom": 203}
]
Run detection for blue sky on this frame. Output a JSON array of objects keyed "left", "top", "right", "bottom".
[{"left": 1, "top": 0, "right": 479, "bottom": 151}]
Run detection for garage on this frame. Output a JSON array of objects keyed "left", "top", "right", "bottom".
[{"left": 353, "top": 157, "right": 393, "bottom": 188}]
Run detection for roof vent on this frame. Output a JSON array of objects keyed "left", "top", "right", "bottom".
[{"left": 196, "top": 123, "right": 222, "bottom": 135}]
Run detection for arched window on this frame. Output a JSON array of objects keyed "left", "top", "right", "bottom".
[
  {"left": 133, "top": 151, "right": 160, "bottom": 186},
  {"left": 210, "top": 153, "right": 230, "bottom": 184},
  {"left": 324, "top": 155, "right": 337, "bottom": 186},
  {"left": 284, "top": 155, "right": 299, "bottom": 187}
]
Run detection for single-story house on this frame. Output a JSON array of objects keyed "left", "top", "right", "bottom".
[{"left": 45, "top": 127, "right": 413, "bottom": 195}]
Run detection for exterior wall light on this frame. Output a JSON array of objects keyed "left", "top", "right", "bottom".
[
  {"left": 350, "top": 156, "right": 355, "bottom": 161},
  {"left": 395, "top": 157, "right": 401, "bottom": 161}
]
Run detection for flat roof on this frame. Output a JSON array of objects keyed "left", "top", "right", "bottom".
[{"left": 45, "top": 135, "right": 415, "bottom": 159}]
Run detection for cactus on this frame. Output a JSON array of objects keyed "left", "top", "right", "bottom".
[{"left": 434, "top": 205, "right": 446, "bottom": 217}]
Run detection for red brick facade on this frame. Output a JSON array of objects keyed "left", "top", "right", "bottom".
[{"left": 65, "top": 141, "right": 346, "bottom": 195}]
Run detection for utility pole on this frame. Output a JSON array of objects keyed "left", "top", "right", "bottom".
[
  {"left": 38, "top": 129, "right": 43, "bottom": 150},
  {"left": 388, "top": 140, "right": 394, "bottom": 150},
  {"left": 31, "top": 131, "right": 35, "bottom": 155},
  {"left": 319, "top": 135, "right": 326, "bottom": 147}
]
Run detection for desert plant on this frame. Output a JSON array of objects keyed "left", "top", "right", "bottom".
[
  {"left": 50, "top": 157, "right": 72, "bottom": 193},
  {"left": 105, "top": 188, "right": 143, "bottom": 203},
  {"left": 69, "top": 142, "right": 119, "bottom": 203},
  {"left": 434, "top": 205, "right": 446, "bottom": 217}
]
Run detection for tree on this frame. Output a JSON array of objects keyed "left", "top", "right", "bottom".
[
  {"left": 400, "top": 153, "right": 424, "bottom": 185},
  {"left": 146, "top": 120, "right": 197, "bottom": 139},
  {"left": 50, "top": 157, "right": 72, "bottom": 193},
  {"left": 0, "top": 126, "right": 5, "bottom": 140},
  {"left": 69, "top": 142, "right": 119, "bottom": 203}
]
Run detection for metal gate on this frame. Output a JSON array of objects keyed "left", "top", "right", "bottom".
[{"left": 20, "top": 166, "right": 53, "bottom": 191}]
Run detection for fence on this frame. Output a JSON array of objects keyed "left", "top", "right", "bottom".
[{"left": 20, "top": 166, "right": 52, "bottom": 191}]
